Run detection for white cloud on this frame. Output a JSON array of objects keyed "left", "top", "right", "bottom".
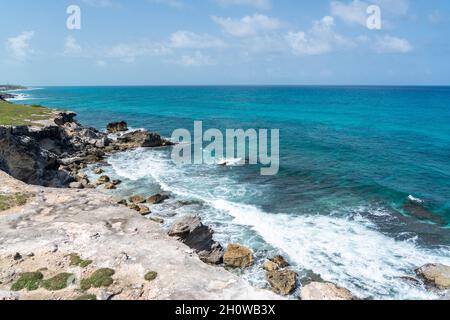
[
  {"left": 216, "top": 0, "right": 271, "bottom": 10},
  {"left": 212, "top": 14, "right": 281, "bottom": 37},
  {"left": 6, "top": 31, "right": 35, "bottom": 60},
  {"left": 331, "top": 0, "right": 410, "bottom": 26},
  {"left": 169, "top": 31, "right": 226, "bottom": 49},
  {"left": 64, "top": 36, "right": 82, "bottom": 55},
  {"left": 172, "top": 51, "right": 215, "bottom": 67},
  {"left": 105, "top": 41, "right": 172, "bottom": 63},
  {"left": 330, "top": 0, "right": 368, "bottom": 26},
  {"left": 286, "top": 16, "right": 353, "bottom": 56},
  {"left": 374, "top": 35, "right": 412, "bottom": 53}
]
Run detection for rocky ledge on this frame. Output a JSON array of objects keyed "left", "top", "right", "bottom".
[{"left": 0, "top": 111, "right": 173, "bottom": 188}]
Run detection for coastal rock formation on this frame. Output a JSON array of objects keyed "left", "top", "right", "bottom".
[
  {"left": 0, "top": 93, "right": 16, "bottom": 102},
  {"left": 300, "top": 282, "right": 353, "bottom": 300},
  {"left": 223, "top": 244, "right": 253, "bottom": 268},
  {"left": 416, "top": 264, "right": 450, "bottom": 290},
  {"left": 0, "top": 170, "right": 279, "bottom": 300},
  {"left": 168, "top": 215, "right": 223, "bottom": 265},
  {"left": 266, "top": 270, "right": 297, "bottom": 296},
  {"left": 116, "top": 130, "right": 173, "bottom": 149},
  {"left": 147, "top": 193, "right": 170, "bottom": 205},
  {"left": 107, "top": 121, "right": 128, "bottom": 133},
  {"left": 403, "top": 198, "right": 445, "bottom": 225},
  {"left": 0, "top": 111, "right": 171, "bottom": 188}
]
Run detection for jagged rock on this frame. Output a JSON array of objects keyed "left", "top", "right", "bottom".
[
  {"left": 270, "top": 255, "right": 289, "bottom": 268},
  {"left": 168, "top": 215, "right": 223, "bottom": 265},
  {"left": 416, "top": 264, "right": 450, "bottom": 290},
  {"left": 112, "top": 180, "right": 122, "bottom": 186},
  {"left": 263, "top": 260, "right": 279, "bottom": 272},
  {"left": 223, "top": 244, "right": 253, "bottom": 268},
  {"left": 266, "top": 270, "right": 297, "bottom": 296},
  {"left": 138, "top": 205, "right": 151, "bottom": 216},
  {"left": 300, "top": 282, "right": 353, "bottom": 300},
  {"left": 107, "top": 121, "right": 128, "bottom": 133},
  {"left": 116, "top": 130, "right": 172, "bottom": 149},
  {"left": 104, "top": 183, "right": 116, "bottom": 190},
  {"left": 129, "top": 195, "right": 146, "bottom": 204},
  {"left": 94, "top": 168, "right": 104, "bottom": 175},
  {"left": 147, "top": 193, "right": 169, "bottom": 205},
  {"left": 97, "top": 175, "right": 110, "bottom": 185}
]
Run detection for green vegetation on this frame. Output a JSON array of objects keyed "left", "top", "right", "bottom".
[
  {"left": 80, "top": 268, "right": 115, "bottom": 291},
  {"left": 75, "top": 294, "right": 97, "bottom": 300},
  {"left": 41, "top": 273, "right": 74, "bottom": 291},
  {"left": 69, "top": 253, "right": 93, "bottom": 268},
  {"left": 0, "top": 193, "right": 31, "bottom": 211},
  {"left": 0, "top": 101, "right": 52, "bottom": 126},
  {"left": 144, "top": 271, "right": 158, "bottom": 282},
  {"left": 11, "top": 272, "right": 44, "bottom": 291}
]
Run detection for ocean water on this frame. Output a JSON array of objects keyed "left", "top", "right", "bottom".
[{"left": 12, "top": 86, "right": 450, "bottom": 299}]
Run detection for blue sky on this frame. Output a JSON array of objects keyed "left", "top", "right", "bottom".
[{"left": 1, "top": 0, "right": 449, "bottom": 85}]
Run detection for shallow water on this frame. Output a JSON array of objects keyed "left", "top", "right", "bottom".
[{"left": 16, "top": 86, "right": 450, "bottom": 299}]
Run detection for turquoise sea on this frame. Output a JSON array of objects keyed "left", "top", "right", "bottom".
[{"left": 12, "top": 86, "right": 450, "bottom": 299}]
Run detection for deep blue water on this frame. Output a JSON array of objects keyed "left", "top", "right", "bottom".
[{"left": 12, "top": 86, "right": 450, "bottom": 299}]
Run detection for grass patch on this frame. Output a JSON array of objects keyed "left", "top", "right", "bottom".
[
  {"left": 144, "top": 271, "right": 158, "bottom": 282},
  {"left": 69, "top": 253, "right": 93, "bottom": 268},
  {"left": 0, "top": 101, "right": 53, "bottom": 126},
  {"left": 75, "top": 294, "right": 97, "bottom": 301},
  {"left": 41, "top": 273, "right": 74, "bottom": 291},
  {"left": 80, "top": 268, "right": 115, "bottom": 291},
  {"left": 0, "top": 193, "right": 31, "bottom": 211},
  {"left": 11, "top": 272, "right": 44, "bottom": 291}
]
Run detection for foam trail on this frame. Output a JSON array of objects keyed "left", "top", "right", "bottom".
[{"left": 107, "top": 148, "right": 450, "bottom": 300}]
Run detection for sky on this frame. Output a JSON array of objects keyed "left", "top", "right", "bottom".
[{"left": 1, "top": 0, "right": 449, "bottom": 86}]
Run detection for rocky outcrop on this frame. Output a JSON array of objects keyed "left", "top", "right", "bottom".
[
  {"left": 147, "top": 193, "right": 170, "bottom": 205},
  {"left": 0, "top": 111, "right": 172, "bottom": 188},
  {"left": 168, "top": 216, "right": 223, "bottom": 265},
  {"left": 416, "top": 264, "right": 450, "bottom": 290},
  {"left": 300, "top": 282, "right": 353, "bottom": 300},
  {"left": 266, "top": 270, "right": 297, "bottom": 296},
  {"left": 223, "top": 244, "right": 253, "bottom": 268},
  {"left": 0, "top": 93, "right": 16, "bottom": 102},
  {"left": 107, "top": 121, "right": 128, "bottom": 133},
  {"left": 116, "top": 131, "right": 173, "bottom": 149}
]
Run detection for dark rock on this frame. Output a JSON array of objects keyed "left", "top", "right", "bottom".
[
  {"left": 147, "top": 193, "right": 169, "bottom": 205},
  {"left": 270, "top": 255, "right": 290, "bottom": 268},
  {"left": 266, "top": 270, "right": 297, "bottom": 296},
  {"left": 107, "top": 121, "right": 128, "bottom": 133},
  {"left": 116, "top": 130, "right": 173, "bottom": 149},
  {"left": 168, "top": 215, "right": 223, "bottom": 265},
  {"left": 403, "top": 200, "right": 446, "bottom": 225}
]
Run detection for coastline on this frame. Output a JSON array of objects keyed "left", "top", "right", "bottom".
[{"left": 1, "top": 99, "right": 449, "bottom": 300}]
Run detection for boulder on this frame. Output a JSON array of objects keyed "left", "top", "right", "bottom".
[
  {"left": 270, "top": 255, "right": 289, "bottom": 268},
  {"left": 300, "top": 282, "right": 353, "bottom": 300},
  {"left": 147, "top": 193, "right": 169, "bottom": 205},
  {"left": 116, "top": 130, "right": 172, "bottom": 149},
  {"left": 104, "top": 183, "right": 116, "bottom": 190},
  {"left": 266, "top": 270, "right": 298, "bottom": 296},
  {"left": 107, "top": 121, "right": 128, "bottom": 133},
  {"left": 416, "top": 264, "right": 450, "bottom": 290},
  {"left": 96, "top": 175, "right": 110, "bottom": 185},
  {"left": 168, "top": 215, "right": 223, "bottom": 265},
  {"left": 129, "top": 195, "right": 146, "bottom": 204},
  {"left": 223, "top": 244, "right": 253, "bottom": 268},
  {"left": 137, "top": 205, "right": 151, "bottom": 216},
  {"left": 263, "top": 260, "right": 279, "bottom": 272},
  {"left": 94, "top": 168, "right": 104, "bottom": 175}
]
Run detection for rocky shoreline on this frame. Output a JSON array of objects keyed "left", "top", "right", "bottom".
[{"left": 1, "top": 106, "right": 450, "bottom": 300}]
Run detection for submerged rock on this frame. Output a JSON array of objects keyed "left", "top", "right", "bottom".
[
  {"left": 300, "top": 282, "right": 353, "bottom": 300},
  {"left": 223, "top": 244, "right": 253, "bottom": 268},
  {"left": 403, "top": 199, "right": 445, "bottom": 225},
  {"left": 266, "top": 270, "right": 297, "bottom": 296},
  {"left": 107, "top": 121, "right": 128, "bottom": 133},
  {"left": 416, "top": 263, "right": 450, "bottom": 290},
  {"left": 168, "top": 215, "right": 223, "bottom": 265}
]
